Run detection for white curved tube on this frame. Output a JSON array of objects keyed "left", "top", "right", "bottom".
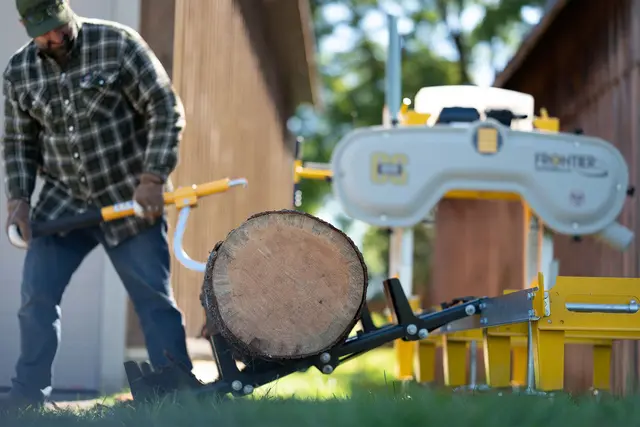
[
  {"left": 171, "top": 178, "right": 246, "bottom": 272},
  {"left": 172, "top": 206, "right": 206, "bottom": 272},
  {"left": 594, "top": 222, "right": 634, "bottom": 252},
  {"left": 228, "top": 178, "right": 248, "bottom": 188},
  {"left": 8, "top": 224, "right": 28, "bottom": 249}
]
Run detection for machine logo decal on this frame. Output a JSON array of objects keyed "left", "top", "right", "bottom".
[
  {"left": 534, "top": 152, "right": 609, "bottom": 178},
  {"left": 569, "top": 189, "right": 586, "bottom": 207},
  {"left": 473, "top": 126, "right": 502, "bottom": 155},
  {"left": 370, "top": 152, "right": 408, "bottom": 185}
]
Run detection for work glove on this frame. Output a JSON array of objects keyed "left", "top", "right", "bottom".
[
  {"left": 6, "top": 198, "right": 31, "bottom": 243},
  {"left": 133, "top": 173, "right": 165, "bottom": 219}
]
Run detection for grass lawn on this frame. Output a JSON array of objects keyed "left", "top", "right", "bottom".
[{"left": 2, "top": 347, "right": 640, "bottom": 426}]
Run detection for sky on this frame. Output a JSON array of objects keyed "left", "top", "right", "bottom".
[{"left": 310, "top": 1, "right": 544, "bottom": 250}]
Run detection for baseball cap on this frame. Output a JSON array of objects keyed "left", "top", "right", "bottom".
[{"left": 16, "top": 0, "right": 74, "bottom": 38}]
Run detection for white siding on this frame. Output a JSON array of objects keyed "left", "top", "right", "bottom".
[{"left": 0, "top": 0, "right": 141, "bottom": 395}]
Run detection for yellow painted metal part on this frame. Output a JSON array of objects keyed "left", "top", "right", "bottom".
[
  {"left": 442, "top": 338, "right": 468, "bottom": 386},
  {"left": 593, "top": 344, "right": 612, "bottom": 390},
  {"left": 416, "top": 339, "right": 437, "bottom": 383},
  {"left": 425, "top": 319, "right": 615, "bottom": 390},
  {"left": 399, "top": 99, "right": 431, "bottom": 126},
  {"left": 483, "top": 332, "right": 511, "bottom": 387},
  {"left": 511, "top": 345, "right": 528, "bottom": 387},
  {"left": 428, "top": 275, "right": 640, "bottom": 392},
  {"left": 530, "top": 275, "right": 640, "bottom": 391},
  {"left": 100, "top": 178, "right": 237, "bottom": 221},
  {"left": 444, "top": 190, "right": 521, "bottom": 202},
  {"left": 533, "top": 108, "right": 560, "bottom": 132},
  {"left": 293, "top": 160, "right": 303, "bottom": 184},
  {"left": 533, "top": 328, "right": 565, "bottom": 391},
  {"left": 294, "top": 163, "right": 333, "bottom": 181},
  {"left": 390, "top": 296, "right": 422, "bottom": 380},
  {"left": 540, "top": 276, "right": 640, "bottom": 335}
]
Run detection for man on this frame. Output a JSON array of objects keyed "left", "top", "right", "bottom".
[{"left": 1, "top": 0, "right": 193, "bottom": 409}]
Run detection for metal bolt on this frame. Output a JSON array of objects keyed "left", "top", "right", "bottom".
[
  {"left": 231, "top": 380, "right": 243, "bottom": 391},
  {"left": 322, "top": 365, "right": 334, "bottom": 374},
  {"left": 465, "top": 305, "right": 476, "bottom": 316},
  {"left": 406, "top": 324, "right": 418, "bottom": 335},
  {"left": 480, "top": 318, "right": 488, "bottom": 325},
  {"left": 319, "top": 353, "right": 331, "bottom": 364},
  {"left": 418, "top": 329, "right": 429, "bottom": 339},
  {"left": 243, "top": 384, "right": 254, "bottom": 395},
  {"left": 479, "top": 303, "right": 486, "bottom": 309},
  {"left": 527, "top": 292, "right": 534, "bottom": 300}
]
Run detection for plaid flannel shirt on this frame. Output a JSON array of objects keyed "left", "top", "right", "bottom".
[{"left": 1, "top": 17, "right": 185, "bottom": 247}]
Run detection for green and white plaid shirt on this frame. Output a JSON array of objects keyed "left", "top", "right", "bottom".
[{"left": 2, "top": 17, "right": 185, "bottom": 247}]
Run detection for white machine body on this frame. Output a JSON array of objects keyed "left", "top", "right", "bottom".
[
  {"left": 330, "top": 119, "right": 633, "bottom": 250},
  {"left": 413, "top": 85, "right": 535, "bottom": 131}
]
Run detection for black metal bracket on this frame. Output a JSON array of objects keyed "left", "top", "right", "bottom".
[{"left": 124, "top": 277, "right": 529, "bottom": 402}]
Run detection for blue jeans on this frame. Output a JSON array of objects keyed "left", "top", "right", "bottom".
[{"left": 8, "top": 218, "right": 192, "bottom": 403}]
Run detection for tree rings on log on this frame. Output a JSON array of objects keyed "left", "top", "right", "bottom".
[{"left": 201, "top": 209, "right": 368, "bottom": 360}]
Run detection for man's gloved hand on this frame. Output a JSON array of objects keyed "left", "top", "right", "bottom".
[
  {"left": 6, "top": 199, "right": 31, "bottom": 243},
  {"left": 133, "top": 173, "right": 165, "bottom": 219}
]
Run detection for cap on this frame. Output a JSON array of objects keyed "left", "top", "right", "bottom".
[{"left": 16, "top": 0, "right": 74, "bottom": 38}]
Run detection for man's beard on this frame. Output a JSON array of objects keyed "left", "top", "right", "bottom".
[{"left": 40, "top": 33, "right": 74, "bottom": 59}]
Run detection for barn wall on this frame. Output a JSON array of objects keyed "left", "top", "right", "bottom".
[
  {"left": 168, "top": 0, "right": 295, "bottom": 338},
  {"left": 499, "top": 0, "right": 640, "bottom": 394},
  {"left": 125, "top": 0, "right": 177, "bottom": 349}
]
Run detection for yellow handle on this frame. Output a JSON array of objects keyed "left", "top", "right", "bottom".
[
  {"left": 101, "top": 177, "right": 248, "bottom": 222},
  {"left": 296, "top": 167, "right": 332, "bottom": 181},
  {"left": 294, "top": 162, "right": 332, "bottom": 182}
]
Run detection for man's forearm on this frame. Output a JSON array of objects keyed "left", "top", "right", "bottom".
[
  {"left": 121, "top": 35, "right": 185, "bottom": 183},
  {"left": 2, "top": 78, "right": 40, "bottom": 202},
  {"left": 2, "top": 136, "right": 38, "bottom": 201},
  {"left": 142, "top": 90, "right": 185, "bottom": 183}
]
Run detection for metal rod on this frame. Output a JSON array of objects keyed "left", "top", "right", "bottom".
[
  {"left": 386, "top": 13, "right": 401, "bottom": 127},
  {"left": 526, "top": 320, "right": 535, "bottom": 392},
  {"left": 302, "top": 162, "right": 331, "bottom": 170},
  {"left": 173, "top": 207, "right": 207, "bottom": 273},
  {"left": 469, "top": 341, "right": 477, "bottom": 388},
  {"left": 565, "top": 301, "right": 639, "bottom": 313},
  {"left": 228, "top": 178, "right": 248, "bottom": 188},
  {"left": 399, "top": 227, "right": 414, "bottom": 297}
]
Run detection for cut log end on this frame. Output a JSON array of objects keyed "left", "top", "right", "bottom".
[{"left": 201, "top": 209, "right": 368, "bottom": 360}]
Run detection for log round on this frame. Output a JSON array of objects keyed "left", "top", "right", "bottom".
[{"left": 200, "top": 209, "right": 368, "bottom": 360}]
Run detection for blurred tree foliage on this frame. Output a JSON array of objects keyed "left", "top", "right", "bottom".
[{"left": 290, "top": 0, "right": 546, "bottom": 296}]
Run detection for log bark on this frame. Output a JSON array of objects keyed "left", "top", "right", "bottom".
[{"left": 200, "top": 209, "right": 368, "bottom": 360}]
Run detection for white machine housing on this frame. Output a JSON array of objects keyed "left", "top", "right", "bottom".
[
  {"left": 413, "top": 85, "right": 535, "bottom": 131},
  {"left": 330, "top": 118, "right": 633, "bottom": 250}
]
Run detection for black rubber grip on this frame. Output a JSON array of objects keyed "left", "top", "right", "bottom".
[{"left": 31, "top": 209, "right": 104, "bottom": 238}]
